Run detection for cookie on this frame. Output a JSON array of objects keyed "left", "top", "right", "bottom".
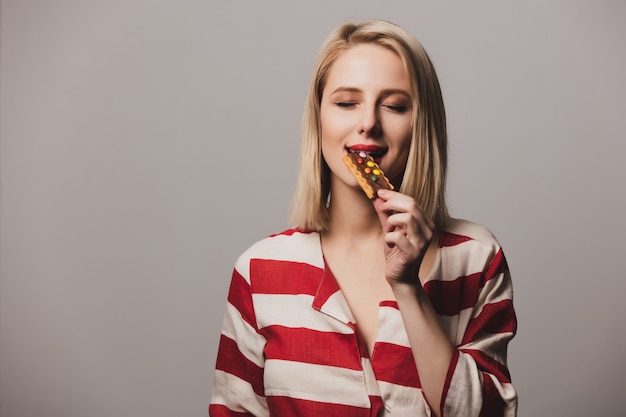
[{"left": 342, "top": 151, "right": 394, "bottom": 199}]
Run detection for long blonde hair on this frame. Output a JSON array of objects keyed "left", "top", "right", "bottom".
[{"left": 290, "top": 20, "right": 449, "bottom": 231}]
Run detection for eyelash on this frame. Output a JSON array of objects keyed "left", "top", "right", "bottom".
[
  {"left": 383, "top": 104, "right": 409, "bottom": 113},
  {"left": 334, "top": 102, "right": 409, "bottom": 114}
]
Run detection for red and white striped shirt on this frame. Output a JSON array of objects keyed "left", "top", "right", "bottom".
[{"left": 210, "top": 219, "right": 517, "bottom": 417}]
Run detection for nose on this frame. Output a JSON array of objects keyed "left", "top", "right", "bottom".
[{"left": 359, "top": 105, "right": 381, "bottom": 137}]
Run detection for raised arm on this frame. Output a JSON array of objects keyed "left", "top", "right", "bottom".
[{"left": 374, "top": 190, "right": 517, "bottom": 417}]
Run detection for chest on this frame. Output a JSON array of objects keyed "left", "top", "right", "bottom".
[
  {"left": 323, "top": 253, "right": 392, "bottom": 357},
  {"left": 259, "top": 286, "right": 428, "bottom": 416}
]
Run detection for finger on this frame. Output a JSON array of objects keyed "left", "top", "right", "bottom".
[
  {"left": 387, "top": 212, "right": 415, "bottom": 228},
  {"left": 384, "top": 231, "right": 417, "bottom": 255},
  {"left": 386, "top": 212, "right": 415, "bottom": 237},
  {"left": 378, "top": 193, "right": 430, "bottom": 225},
  {"left": 376, "top": 190, "right": 436, "bottom": 239},
  {"left": 375, "top": 189, "right": 413, "bottom": 233},
  {"left": 387, "top": 210, "right": 434, "bottom": 239},
  {"left": 377, "top": 188, "right": 414, "bottom": 205},
  {"left": 388, "top": 220, "right": 433, "bottom": 257},
  {"left": 384, "top": 198, "right": 434, "bottom": 236}
]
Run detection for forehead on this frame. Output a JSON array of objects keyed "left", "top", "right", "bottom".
[{"left": 324, "top": 43, "right": 410, "bottom": 92}]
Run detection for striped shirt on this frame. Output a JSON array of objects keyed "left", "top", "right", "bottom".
[{"left": 209, "top": 219, "right": 517, "bottom": 416}]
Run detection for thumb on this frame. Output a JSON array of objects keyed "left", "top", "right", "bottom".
[{"left": 372, "top": 196, "right": 393, "bottom": 233}]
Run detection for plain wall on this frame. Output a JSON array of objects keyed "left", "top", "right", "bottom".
[{"left": 1, "top": 1, "right": 625, "bottom": 416}]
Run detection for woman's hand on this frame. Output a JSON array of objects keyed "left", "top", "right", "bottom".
[{"left": 373, "top": 189, "right": 435, "bottom": 287}]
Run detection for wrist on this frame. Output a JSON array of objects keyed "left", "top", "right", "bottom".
[{"left": 390, "top": 280, "right": 423, "bottom": 299}]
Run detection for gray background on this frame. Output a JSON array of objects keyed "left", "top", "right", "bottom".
[{"left": 1, "top": 1, "right": 625, "bottom": 416}]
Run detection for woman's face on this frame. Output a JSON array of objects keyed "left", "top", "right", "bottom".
[{"left": 320, "top": 43, "right": 413, "bottom": 191}]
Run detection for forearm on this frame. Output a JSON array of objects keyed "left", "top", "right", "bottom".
[{"left": 392, "top": 282, "right": 453, "bottom": 417}]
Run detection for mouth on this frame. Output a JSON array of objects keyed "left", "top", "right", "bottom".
[{"left": 345, "top": 145, "right": 387, "bottom": 163}]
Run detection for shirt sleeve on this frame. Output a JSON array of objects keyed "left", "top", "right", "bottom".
[
  {"left": 209, "top": 261, "right": 269, "bottom": 417},
  {"left": 440, "top": 248, "right": 518, "bottom": 417}
]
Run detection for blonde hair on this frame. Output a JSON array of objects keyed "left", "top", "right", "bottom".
[{"left": 289, "top": 20, "right": 450, "bottom": 231}]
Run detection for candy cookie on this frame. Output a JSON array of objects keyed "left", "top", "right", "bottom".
[{"left": 342, "top": 151, "right": 394, "bottom": 199}]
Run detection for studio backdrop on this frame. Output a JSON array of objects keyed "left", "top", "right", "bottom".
[{"left": 1, "top": 1, "right": 625, "bottom": 416}]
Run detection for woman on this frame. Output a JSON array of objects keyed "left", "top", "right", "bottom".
[{"left": 210, "top": 20, "right": 517, "bottom": 417}]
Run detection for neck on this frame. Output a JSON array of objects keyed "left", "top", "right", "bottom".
[{"left": 323, "top": 177, "right": 383, "bottom": 243}]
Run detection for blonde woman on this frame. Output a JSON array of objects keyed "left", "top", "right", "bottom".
[{"left": 210, "top": 20, "right": 517, "bottom": 417}]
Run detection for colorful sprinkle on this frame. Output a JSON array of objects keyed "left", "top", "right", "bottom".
[
  {"left": 358, "top": 151, "right": 367, "bottom": 158},
  {"left": 373, "top": 169, "right": 381, "bottom": 175},
  {"left": 364, "top": 167, "right": 371, "bottom": 174},
  {"left": 371, "top": 175, "right": 378, "bottom": 182},
  {"left": 366, "top": 161, "right": 375, "bottom": 167}
]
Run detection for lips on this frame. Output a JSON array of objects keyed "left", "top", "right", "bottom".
[{"left": 346, "top": 144, "right": 387, "bottom": 163}]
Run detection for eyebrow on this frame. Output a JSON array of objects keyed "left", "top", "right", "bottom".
[{"left": 329, "top": 86, "right": 411, "bottom": 98}]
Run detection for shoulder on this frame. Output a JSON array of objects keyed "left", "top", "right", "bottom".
[
  {"left": 439, "top": 218, "right": 506, "bottom": 267},
  {"left": 435, "top": 219, "right": 512, "bottom": 288},
  {"left": 440, "top": 218, "right": 502, "bottom": 249},
  {"left": 234, "top": 228, "right": 323, "bottom": 279}
]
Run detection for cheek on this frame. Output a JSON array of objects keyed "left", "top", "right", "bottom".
[
  {"left": 383, "top": 122, "right": 413, "bottom": 179},
  {"left": 391, "top": 118, "right": 413, "bottom": 148},
  {"left": 320, "top": 125, "right": 344, "bottom": 160},
  {"left": 319, "top": 107, "right": 333, "bottom": 143},
  {"left": 320, "top": 107, "right": 354, "bottom": 139},
  {"left": 400, "top": 119, "right": 413, "bottom": 145}
]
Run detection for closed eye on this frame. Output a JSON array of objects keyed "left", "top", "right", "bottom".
[
  {"left": 335, "top": 102, "right": 357, "bottom": 108},
  {"left": 382, "top": 104, "right": 409, "bottom": 113}
]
